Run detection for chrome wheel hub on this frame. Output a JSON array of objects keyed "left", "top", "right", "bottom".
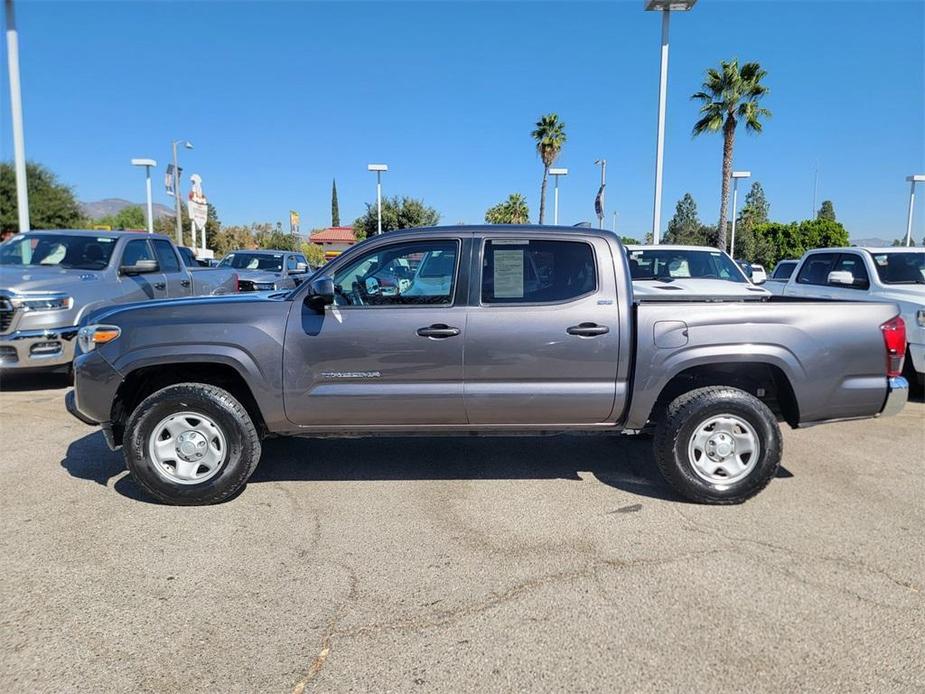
[
  {"left": 687, "top": 415, "right": 760, "bottom": 486},
  {"left": 148, "top": 411, "right": 227, "bottom": 485}
]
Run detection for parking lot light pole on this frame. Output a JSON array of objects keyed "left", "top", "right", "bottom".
[
  {"left": 549, "top": 167, "right": 568, "bottom": 224},
  {"left": 645, "top": 0, "right": 697, "bottom": 245},
  {"left": 368, "top": 164, "right": 388, "bottom": 234},
  {"left": 5, "top": 0, "right": 30, "bottom": 232},
  {"left": 131, "top": 158, "right": 157, "bottom": 234},
  {"left": 729, "top": 171, "right": 751, "bottom": 257},
  {"left": 171, "top": 140, "right": 193, "bottom": 245},
  {"left": 905, "top": 175, "right": 925, "bottom": 247}
]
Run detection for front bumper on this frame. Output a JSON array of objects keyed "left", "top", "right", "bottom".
[
  {"left": 0, "top": 325, "right": 79, "bottom": 369},
  {"left": 880, "top": 376, "right": 909, "bottom": 417}
]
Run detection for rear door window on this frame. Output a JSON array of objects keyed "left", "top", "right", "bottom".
[
  {"left": 152, "top": 240, "right": 181, "bottom": 273},
  {"left": 481, "top": 239, "right": 596, "bottom": 304}
]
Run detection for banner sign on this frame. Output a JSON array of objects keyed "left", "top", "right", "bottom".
[
  {"left": 164, "top": 164, "right": 181, "bottom": 196},
  {"left": 594, "top": 183, "right": 606, "bottom": 220}
]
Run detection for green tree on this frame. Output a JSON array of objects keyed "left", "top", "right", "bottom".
[
  {"left": 753, "top": 217, "right": 850, "bottom": 269},
  {"left": 331, "top": 179, "right": 340, "bottom": 227},
  {"left": 0, "top": 161, "right": 82, "bottom": 231},
  {"left": 352, "top": 195, "right": 440, "bottom": 240},
  {"left": 300, "top": 241, "right": 326, "bottom": 267},
  {"left": 692, "top": 59, "right": 771, "bottom": 251},
  {"left": 664, "top": 193, "right": 702, "bottom": 244},
  {"left": 530, "top": 113, "right": 566, "bottom": 224},
  {"left": 733, "top": 181, "right": 770, "bottom": 259},
  {"left": 485, "top": 193, "right": 530, "bottom": 224},
  {"left": 620, "top": 236, "right": 641, "bottom": 245},
  {"left": 210, "top": 224, "right": 255, "bottom": 258},
  {"left": 96, "top": 205, "right": 146, "bottom": 230},
  {"left": 816, "top": 200, "right": 836, "bottom": 221}
]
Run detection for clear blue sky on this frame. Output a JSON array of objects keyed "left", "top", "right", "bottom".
[{"left": 2, "top": 0, "right": 924, "bottom": 240}]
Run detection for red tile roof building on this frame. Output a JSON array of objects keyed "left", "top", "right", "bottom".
[{"left": 308, "top": 226, "right": 356, "bottom": 257}]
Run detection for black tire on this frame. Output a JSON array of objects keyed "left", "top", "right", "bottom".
[
  {"left": 653, "top": 386, "right": 782, "bottom": 504},
  {"left": 123, "top": 383, "right": 261, "bottom": 505}
]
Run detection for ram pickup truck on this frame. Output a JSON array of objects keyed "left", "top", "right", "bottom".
[
  {"left": 0, "top": 230, "right": 238, "bottom": 371},
  {"left": 66, "top": 226, "right": 909, "bottom": 506},
  {"left": 217, "top": 249, "right": 313, "bottom": 291},
  {"left": 768, "top": 247, "right": 924, "bottom": 389}
]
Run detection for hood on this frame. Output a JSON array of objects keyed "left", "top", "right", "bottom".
[
  {"left": 632, "top": 278, "right": 770, "bottom": 301},
  {"left": 0, "top": 264, "right": 106, "bottom": 294},
  {"left": 84, "top": 292, "right": 286, "bottom": 326}
]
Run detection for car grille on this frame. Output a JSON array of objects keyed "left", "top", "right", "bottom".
[
  {"left": 0, "top": 298, "right": 15, "bottom": 334},
  {"left": 237, "top": 280, "right": 256, "bottom": 292}
]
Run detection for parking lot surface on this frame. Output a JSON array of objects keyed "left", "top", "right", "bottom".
[{"left": 1, "top": 372, "right": 923, "bottom": 693}]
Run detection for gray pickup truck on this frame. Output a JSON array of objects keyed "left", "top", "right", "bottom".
[
  {"left": 0, "top": 230, "right": 238, "bottom": 372},
  {"left": 66, "top": 225, "right": 909, "bottom": 506}
]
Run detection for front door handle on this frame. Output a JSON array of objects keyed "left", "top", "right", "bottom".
[
  {"left": 567, "top": 322, "right": 609, "bottom": 337},
  {"left": 416, "top": 324, "right": 460, "bottom": 339},
  {"left": 180, "top": 279, "right": 191, "bottom": 287},
  {"left": 153, "top": 282, "right": 167, "bottom": 290}
]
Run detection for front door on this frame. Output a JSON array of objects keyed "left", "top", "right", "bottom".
[
  {"left": 283, "top": 237, "right": 468, "bottom": 426},
  {"left": 119, "top": 238, "right": 168, "bottom": 301},
  {"left": 464, "top": 235, "right": 622, "bottom": 424}
]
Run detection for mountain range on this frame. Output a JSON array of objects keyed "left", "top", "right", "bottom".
[{"left": 80, "top": 198, "right": 174, "bottom": 220}]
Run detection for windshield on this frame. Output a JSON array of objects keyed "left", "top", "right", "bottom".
[
  {"left": 0, "top": 233, "right": 116, "bottom": 270},
  {"left": 869, "top": 252, "right": 925, "bottom": 285},
  {"left": 219, "top": 252, "right": 283, "bottom": 272},
  {"left": 627, "top": 249, "right": 747, "bottom": 283},
  {"left": 772, "top": 261, "right": 797, "bottom": 279}
]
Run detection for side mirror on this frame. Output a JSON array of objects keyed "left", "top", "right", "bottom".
[
  {"left": 120, "top": 259, "right": 159, "bottom": 275},
  {"left": 295, "top": 262, "right": 308, "bottom": 273},
  {"left": 304, "top": 276, "right": 334, "bottom": 311},
  {"left": 827, "top": 270, "right": 855, "bottom": 286}
]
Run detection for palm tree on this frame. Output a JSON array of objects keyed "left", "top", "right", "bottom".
[
  {"left": 692, "top": 60, "right": 770, "bottom": 251},
  {"left": 531, "top": 114, "right": 566, "bottom": 224},
  {"left": 485, "top": 193, "right": 530, "bottom": 224}
]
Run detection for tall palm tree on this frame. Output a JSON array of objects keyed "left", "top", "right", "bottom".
[
  {"left": 692, "top": 59, "right": 770, "bottom": 251},
  {"left": 531, "top": 113, "right": 566, "bottom": 224}
]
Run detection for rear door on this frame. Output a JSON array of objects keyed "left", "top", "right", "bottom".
[
  {"left": 463, "top": 234, "right": 622, "bottom": 424},
  {"left": 283, "top": 235, "right": 469, "bottom": 426},
  {"left": 151, "top": 238, "right": 193, "bottom": 297},
  {"left": 118, "top": 238, "right": 167, "bottom": 301}
]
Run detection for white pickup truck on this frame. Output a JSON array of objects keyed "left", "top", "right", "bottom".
[{"left": 768, "top": 247, "right": 925, "bottom": 388}]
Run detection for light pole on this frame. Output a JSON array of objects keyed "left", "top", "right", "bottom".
[
  {"left": 549, "top": 167, "right": 568, "bottom": 225},
  {"left": 367, "top": 164, "right": 388, "bottom": 234},
  {"left": 729, "top": 170, "right": 751, "bottom": 257},
  {"left": 905, "top": 175, "right": 925, "bottom": 247},
  {"left": 5, "top": 0, "right": 29, "bottom": 232},
  {"left": 131, "top": 158, "right": 157, "bottom": 233},
  {"left": 171, "top": 140, "right": 193, "bottom": 245},
  {"left": 594, "top": 159, "right": 606, "bottom": 229},
  {"left": 645, "top": 0, "right": 697, "bottom": 245}
]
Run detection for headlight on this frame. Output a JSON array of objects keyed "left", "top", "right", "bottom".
[
  {"left": 917, "top": 309, "right": 925, "bottom": 328},
  {"left": 77, "top": 324, "right": 121, "bottom": 353},
  {"left": 11, "top": 292, "right": 73, "bottom": 311}
]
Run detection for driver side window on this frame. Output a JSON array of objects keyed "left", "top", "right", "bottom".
[{"left": 332, "top": 240, "right": 459, "bottom": 307}]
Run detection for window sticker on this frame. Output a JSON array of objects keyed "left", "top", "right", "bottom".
[{"left": 493, "top": 249, "right": 524, "bottom": 298}]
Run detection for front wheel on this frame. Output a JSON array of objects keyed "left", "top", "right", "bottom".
[
  {"left": 653, "top": 386, "right": 782, "bottom": 504},
  {"left": 123, "top": 383, "right": 262, "bottom": 505}
]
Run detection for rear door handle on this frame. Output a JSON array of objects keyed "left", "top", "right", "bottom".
[
  {"left": 416, "top": 324, "right": 460, "bottom": 339},
  {"left": 567, "top": 322, "right": 609, "bottom": 337},
  {"left": 180, "top": 279, "right": 191, "bottom": 287},
  {"left": 153, "top": 282, "right": 167, "bottom": 290}
]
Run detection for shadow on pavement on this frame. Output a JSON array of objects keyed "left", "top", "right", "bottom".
[
  {"left": 0, "top": 370, "right": 71, "bottom": 392},
  {"left": 60, "top": 430, "right": 794, "bottom": 505}
]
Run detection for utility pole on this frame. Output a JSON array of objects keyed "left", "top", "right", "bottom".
[{"left": 5, "top": 0, "right": 30, "bottom": 232}]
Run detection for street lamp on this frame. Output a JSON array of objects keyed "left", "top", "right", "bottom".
[
  {"left": 5, "top": 0, "right": 29, "bottom": 232},
  {"left": 549, "top": 167, "right": 568, "bottom": 225},
  {"left": 645, "top": 0, "right": 697, "bottom": 245},
  {"left": 729, "top": 170, "right": 751, "bottom": 257},
  {"left": 367, "top": 163, "right": 388, "bottom": 234},
  {"left": 131, "top": 158, "right": 157, "bottom": 234},
  {"left": 171, "top": 140, "right": 193, "bottom": 245},
  {"left": 905, "top": 175, "right": 925, "bottom": 247}
]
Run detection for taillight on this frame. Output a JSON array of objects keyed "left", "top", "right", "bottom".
[{"left": 880, "top": 316, "right": 906, "bottom": 378}]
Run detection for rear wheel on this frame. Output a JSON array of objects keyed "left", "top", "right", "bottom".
[
  {"left": 654, "top": 386, "right": 782, "bottom": 504},
  {"left": 123, "top": 383, "right": 261, "bottom": 505}
]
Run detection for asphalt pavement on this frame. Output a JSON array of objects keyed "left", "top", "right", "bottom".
[{"left": 1, "top": 371, "right": 923, "bottom": 693}]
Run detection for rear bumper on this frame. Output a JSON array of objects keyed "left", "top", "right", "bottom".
[
  {"left": 880, "top": 376, "right": 909, "bottom": 417},
  {"left": 0, "top": 325, "right": 79, "bottom": 369}
]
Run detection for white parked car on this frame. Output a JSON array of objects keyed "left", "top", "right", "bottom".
[
  {"left": 625, "top": 245, "right": 771, "bottom": 301},
  {"left": 776, "top": 247, "right": 925, "bottom": 388}
]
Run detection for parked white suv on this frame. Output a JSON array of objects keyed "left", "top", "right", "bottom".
[{"left": 776, "top": 247, "right": 925, "bottom": 387}]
